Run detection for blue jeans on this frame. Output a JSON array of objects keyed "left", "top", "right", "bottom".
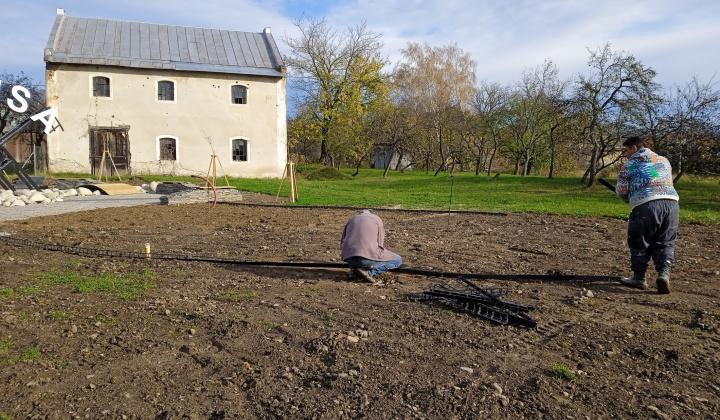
[
  {"left": 344, "top": 254, "right": 402, "bottom": 277},
  {"left": 627, "top": 199, "right": 679, "bottom": 274}
]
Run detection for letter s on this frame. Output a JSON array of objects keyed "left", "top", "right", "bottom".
[{"left": 8, "top": 85, "right": 30, "bottom": 113}]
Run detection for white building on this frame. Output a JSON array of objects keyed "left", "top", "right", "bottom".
[{"left": 44, "top": 9, "right": 287, "bottom": 178}]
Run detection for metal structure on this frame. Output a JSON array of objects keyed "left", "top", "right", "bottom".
[
  {"left": 0, "top": 114, "right": 41, "bottom": 191},
  {"left": 411, "top": 277, "right": 538, "bottom": 329}
]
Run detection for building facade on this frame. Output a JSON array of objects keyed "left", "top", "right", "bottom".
[{"left": 44, "top": 9, "right": 287, "bottom": 178}]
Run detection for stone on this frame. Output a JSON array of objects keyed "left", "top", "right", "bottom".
[
  {"left": 41, "top": 190, "right": 57, "bottom": 199},
  {"left": 460, "top": 367, "right": 474, "bottom": 373},
  {"left": 15, "top": 189, "right": 32, "bottom": 197},
  {"left": 77, "top": 187, "right": 93, "bottom": 196},
  {"left": 29, "top": 192, "right": 47, "bottom": 203},
  {"left": 347, "top": 336, "right": 360, "bottom": 343}
]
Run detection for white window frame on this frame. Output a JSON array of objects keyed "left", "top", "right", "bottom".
[
  {"left": 89, "top": 75, "right": 113, "bottom": 99},
  {"left": 155, "top": 79, "right": 177, "bottom": 103},
  {"left": 156, "top": 135, "right": 179, "bottom": 161},
  {"left": 230, "top": 137, "right": 249, "bottom": 162},
  {"left": 230, "top": 84, "right": 248, "bottom": 105}
]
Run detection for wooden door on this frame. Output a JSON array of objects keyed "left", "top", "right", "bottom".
[{"left": 90, "top": 128, "right": 130, "bottom": 176}]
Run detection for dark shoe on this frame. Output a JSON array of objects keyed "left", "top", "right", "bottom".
[
  {"left": 620, "top": 274, "right": 648, "bottom": 290},
  {"left": 355, "top": 269, "right": 376, "bottom": 284},
  {"left": 656, "top": 267, "right": 671, "bottom": 294},
  {"left": 348, "top": 268, "right": 357, "bottom": 279}
]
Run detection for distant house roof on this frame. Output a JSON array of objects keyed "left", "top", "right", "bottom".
[{"left": 44, "top": 9, "right": 286, "bottom": 78}]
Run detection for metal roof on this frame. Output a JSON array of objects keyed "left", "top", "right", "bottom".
[{"left": 44, "top": 9, "right": 286, "bottom": 78}]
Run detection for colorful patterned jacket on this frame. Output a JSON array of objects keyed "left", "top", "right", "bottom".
[{"left": 616, "top": 148, "right": 679, "bottom": 209}]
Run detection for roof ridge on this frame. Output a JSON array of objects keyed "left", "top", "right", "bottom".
[{"left": 60, "top": 12, "right": 264, "bottom": 34}]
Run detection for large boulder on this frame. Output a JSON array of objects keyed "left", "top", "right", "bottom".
[
  {"left": 42, "top": 190, "right": 58, "bottom": 200},
  {"left": 29, "top": 192, "right": 48, "bottom": 203},
  {"left": 77, "top": 187, "right": 93, "bottom": 196}
]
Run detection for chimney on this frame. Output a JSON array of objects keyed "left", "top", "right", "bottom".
[
  {"left": 264, "top": 27, "right": 271, "bottom": 34},
  {"left": 57, "top": 8, "right": 65, "bottom": 15}
]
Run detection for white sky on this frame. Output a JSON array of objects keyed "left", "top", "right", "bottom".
[{"left": 1, "top": 0, "right": 718, "bottom": 90}]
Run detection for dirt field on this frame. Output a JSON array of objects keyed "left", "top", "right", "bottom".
[{"left": 1, "top": 193, "right": 719, "bottom": 419}]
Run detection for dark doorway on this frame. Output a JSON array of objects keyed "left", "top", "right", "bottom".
[{"left": 90, "top": 127, "right": 130, "bottom": 176}]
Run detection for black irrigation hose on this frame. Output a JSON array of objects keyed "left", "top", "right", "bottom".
[
  {"left": 0, "top": 236, "right": 621, "bottom": 282},
  {"left": 218, "top": 201, "right": 509, "bottom": 217}
]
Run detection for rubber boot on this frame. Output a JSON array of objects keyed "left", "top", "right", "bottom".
[
  {"left": 620, "top": 272, "right": 648, "bottom": 290},
  {"left": 656, "top": 267, "right": 671, "bottom": 294}
]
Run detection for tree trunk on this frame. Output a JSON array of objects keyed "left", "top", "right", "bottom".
[
  {"left": 580, "top": 166, "right": 590, "bottom": 183},
  {"left": 522, "top": 149, "right": 531, "bottom": 176},
  {"left": 382, "top": 151, "right": 393, "bottom": 179},
  {"left": 433, "top": 126, "right": 445, "bottom": 177},
  {"left": 318, "top": 138, "right": 328, "bottom": 164},
  {"left": 486, "top": 145, "right": 497, "bottom": 176},
  {"left": 394, "top": 150, "right": 404, "bottom": 171},
  {"left": 673, "top": 170, "right": 684, "bottom": 184},
  {"left": 585, "top": 144, "right": 599, "bottom": 187}
]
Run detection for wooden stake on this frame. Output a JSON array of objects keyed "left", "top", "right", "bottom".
[{"left": 277, "top": 162, "right": 299, "bottom": 202}]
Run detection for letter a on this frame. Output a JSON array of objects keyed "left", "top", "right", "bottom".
[{"left": 31, "top": 108, "right": 60, "bottom": 134}]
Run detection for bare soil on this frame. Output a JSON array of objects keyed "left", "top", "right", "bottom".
[{"left": 1, "top": 193, "right": 719, "bottom": 419}]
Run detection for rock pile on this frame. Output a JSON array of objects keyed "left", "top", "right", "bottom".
[
  {"left": 1, "top": 181, "right": 241, "bottom": 208},
  {"left": 0, "top": 186, "right": 110, "bottom": 207}
]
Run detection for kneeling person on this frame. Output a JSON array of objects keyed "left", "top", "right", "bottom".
[{"left": 341, "top": 209, "right": 402, "bottom": 283}]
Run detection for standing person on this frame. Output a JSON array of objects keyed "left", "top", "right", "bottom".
[
  {"left": 341, "top": 209, "right": 402, "bottom": 283},
  {"left": 616, "top": 136, "right": 679, "bottom": 294}
]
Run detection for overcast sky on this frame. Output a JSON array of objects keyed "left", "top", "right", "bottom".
[{"left": 2, "top": 0, "right": 718, "bottom": 90}]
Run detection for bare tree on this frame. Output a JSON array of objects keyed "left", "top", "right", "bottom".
[
  {"left": 1, "top": 71, "right": 45, "bottom": 134},
  {"left": 471, "top": 81, "right": 511, "bottom": 175},
  {"left": 1, "top": 72, "right": 47, "bottom": 172},
  {"left": 660, "top": 76, "right": 720, "bottom": 180},
  {"left": 505, "top": 60, "right": 566, "bottom": 176},
  {"left": 572, "top": 43, "right": 660, "bottom": 186},
  {"left": 364, "top": 101, "right": 422, "bottom": 178},
  {"left": 394, "top": 42, "right": 476, "bottom": 176}
]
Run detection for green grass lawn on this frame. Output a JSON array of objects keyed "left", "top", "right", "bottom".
[
  {"left": 45, "top": 167, "right": 720, "bottom": 224},
  {"left": 231, "top": 167, "right": 719, "bottom": 225}
]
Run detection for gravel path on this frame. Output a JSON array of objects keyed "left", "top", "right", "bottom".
[{"left": 0, "top": 194, "right": 162, "bottom": 221}]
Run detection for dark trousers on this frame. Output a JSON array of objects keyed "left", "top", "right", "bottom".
[{"left": 627, "top": 199, "right": 679, "bottom": 274}]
